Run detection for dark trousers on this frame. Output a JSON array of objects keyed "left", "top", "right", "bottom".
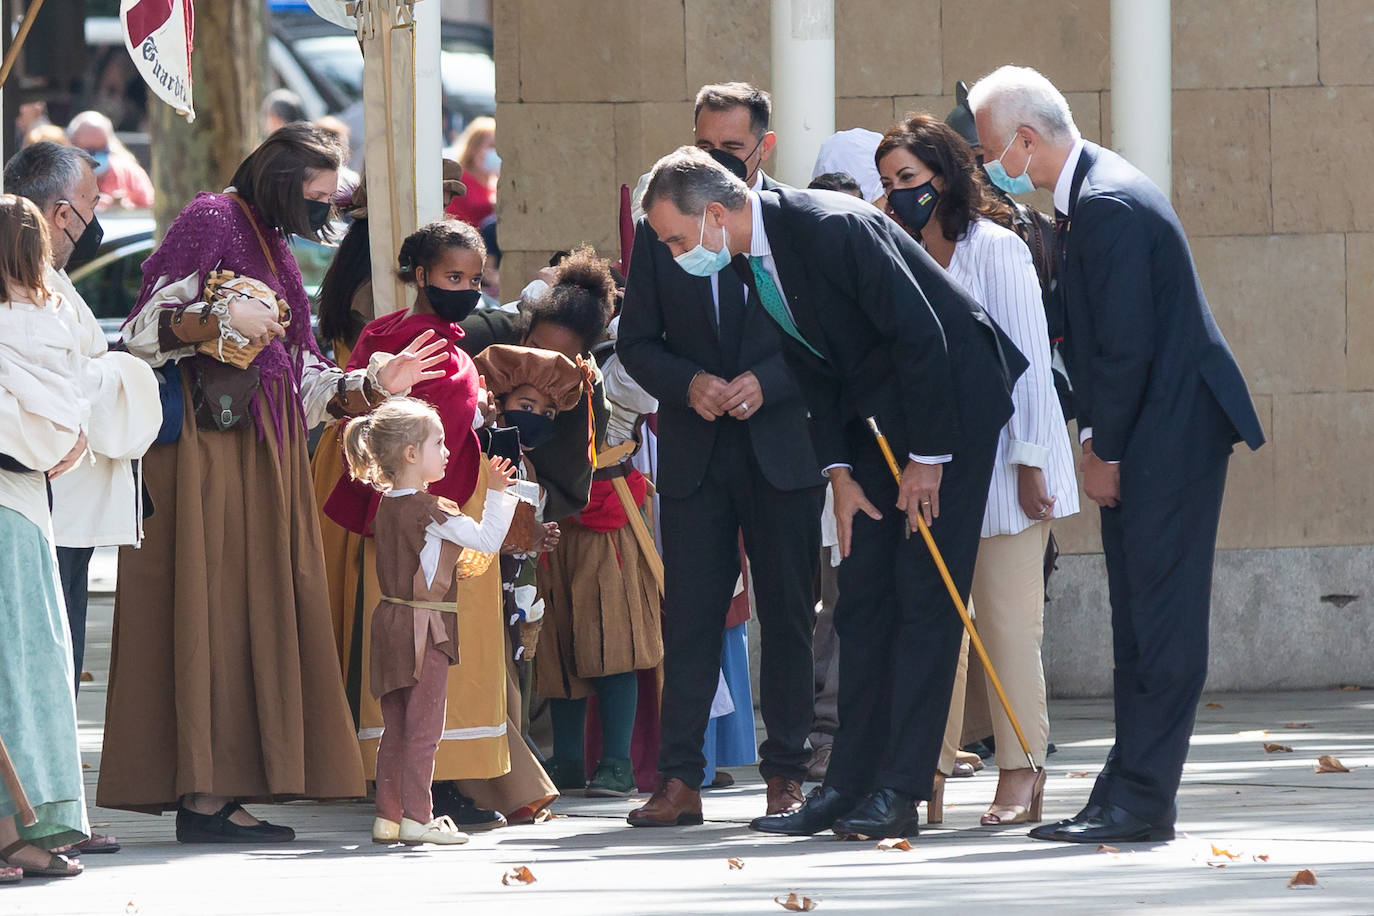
[
  {"left": 658, "top": 420, "right": 824, "bottom": 789},
  {"left": 824, "top": 427, "right": 997, "bottom": 800},
  {"left": 57, "top": 545, "right": 95, "bottom": 695},
  {"left": 1088, "top": 457, "right": 1230, "bottom": 824}
]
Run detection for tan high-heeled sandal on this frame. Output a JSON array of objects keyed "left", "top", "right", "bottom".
[
  {"left": 980, "top": 767, "right": 1047, "bottom": 826},
  {"left": 926, "top": 772, "right": 945, "bottom": 825}
]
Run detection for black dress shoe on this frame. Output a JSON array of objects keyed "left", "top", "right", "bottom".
[
  {"left": 431, "top": 783, "right": 507, "bottom": 831},
  {"left": 175, "top": 803, "right": 295, "bottom": 844},
  {"left": 750, "top": 785, "right": 855, "bottom": 836},
  {"left": 832, "top": 788, "right": 919, "bottom": 839},
  {"left": 1028, "top": 803, "right": 1104, "bottom": 841},
  {"left": 1030, "top": 803, "right": 1173, "bottom": 844}
]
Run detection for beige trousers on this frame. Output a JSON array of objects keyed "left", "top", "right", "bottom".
[{"left": 939, "top": 521, "right": 1052, "bottom": 772}]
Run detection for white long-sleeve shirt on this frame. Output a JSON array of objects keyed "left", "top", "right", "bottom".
[
  {"left": 946, "top": 218, "right": 1079, "bottom": 538},
  {"left": 46, "top": 267, "right": 161, "bottom": 548},
  {"left": 383, "top": 487, "right": 518, "bottom": 588}
]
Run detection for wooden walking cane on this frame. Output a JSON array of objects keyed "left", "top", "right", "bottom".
[
  {"left": 865, "top": 417, "right": 1040, "bottom": 772},
  {"left": 0, "top": 731, "right": 38, "bottom": 827}
]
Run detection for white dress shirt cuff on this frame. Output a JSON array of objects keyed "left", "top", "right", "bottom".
[
  {"left": 822, "top": 463, "right": 852, "bottom": 477},
  {"left": 1007, "top": 439, "right": 1051, "bottom": 470},
  {"left": 909, "top": 453, "right": 953, "bottom": 465},
  {"left": 1079, "top": 427, "right": 1120, "bottom": 464}
]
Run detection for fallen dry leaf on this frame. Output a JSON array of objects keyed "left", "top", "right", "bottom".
[
  {"left": 1067, "top": 771, "right": 1092, "bottom": 778},
  {"left": 1315, "top": 755, "right": 1350, "bottom": 773},
  {"left": 1288, "top": 868, "right": 1318, "bottom": 888},
  {"left": 1263, "top": 743, "right": 1294, "bottom": 753},
  {"left": 501, "top": 866, "right": 537, "bottom": 886},
  {"left": 1254, "top": 854, "right": 1270, "bottom": 862},
  {"left": 1211, "top": 844, "right": 1241, "bottom": 859},
  {"left": 1204, "top": 702, "right": 1223, "bottom": 709},
  {"left": 1208, "top": 861, "right": 1228, "bottom": 868},
  {"left": 728, "top": 857, "right": 745, "bottom": 870},
  {"left": 81, "top": 763, "right": 90, "bottom": 769},
  {"left": 775, "top": 892, "right": 818, "bottom": 912},
  {"left": 1097, "top": 844, "right": 1120, "bottom": 853},
  {"left": 1284, "top": 722, "right": 1314, "bottom": 729},
  {"left": 1339, "top": 685, "right": 1361, "bottom": 691},
  {"left": 876, "top": 838, "right": 913, "bottom": 851},
  {"left": 80, "top": 671, "right": 94, "bottom": 682}
]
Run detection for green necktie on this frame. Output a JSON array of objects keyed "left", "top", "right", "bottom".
[{"left": 747, "top": 256, "right": 824, "bottom": 360}]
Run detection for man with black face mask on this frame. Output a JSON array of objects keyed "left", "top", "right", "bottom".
[
  {"left": 619, "top": 83, "right": 825, "bottom": 827},
  {"left": 2, "top": 141, "right": 160, "bottom": 856}
]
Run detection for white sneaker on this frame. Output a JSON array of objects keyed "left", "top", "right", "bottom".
[
  {"left": 398, "top": 815, "right": 470, "bottom": 846},
  {"left": 372, "top": 817, "right": 401, "bottom": 844}
]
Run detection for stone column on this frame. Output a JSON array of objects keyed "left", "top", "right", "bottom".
[
  {"left": 1110, "top": 0, "right": 1171, "bottom": 196},
  {"left": 769, "top": 0, "right": 834, "bottom": 187}
]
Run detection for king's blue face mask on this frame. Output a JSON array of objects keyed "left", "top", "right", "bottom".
[
  {"left": 984, "top": 131, "right": 1035, "bottom": 195},
  {"left": 674, "top": 207, "right": 732, "bottom": 277}
]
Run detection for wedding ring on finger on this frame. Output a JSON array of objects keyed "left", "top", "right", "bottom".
[{"left": 739, "top": 401, "right": 749, "bottom": 413}]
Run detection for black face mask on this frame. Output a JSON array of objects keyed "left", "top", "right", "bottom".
[
  {"left": 502, "top": 410, "right": 556, "bottom": 450},
  {"left": 887, "top": 182, "right": 940, "bottom": 233},
  {"left": 59, "top": 200, "right": 104, "bottom": 270},
  {"left": 304, "top": 198, "right": 332, "bottom": 233},
  {"left": 707, "top": 134, "right": 765, "bottom": 185},
  {"left": 419, "top": 269, "right": 483, "bottom": 323}
]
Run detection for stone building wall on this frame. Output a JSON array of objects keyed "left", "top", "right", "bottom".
[{"left": 493, "top": 0, "right": 1374, "bottom": 695}]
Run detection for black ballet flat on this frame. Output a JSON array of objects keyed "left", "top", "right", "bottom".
[{"left": 175, "top": 803, "right": 296, "bottom": 844}]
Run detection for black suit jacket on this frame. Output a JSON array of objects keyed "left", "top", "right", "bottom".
[
  {"left": 753, "top": 189, "right": 1027, "bottom": 467},
  {"left": 617, "top": 209, "right": 821, "bottom": 499},
  {"left": 1060, "top": 142, "right": 1264, "bottom": 489}
]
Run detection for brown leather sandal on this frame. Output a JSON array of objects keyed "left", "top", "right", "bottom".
[{"left": 0, "top": 840, "right": 83, "bottom": 878}]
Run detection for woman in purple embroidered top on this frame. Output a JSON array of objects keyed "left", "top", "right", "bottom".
[{"left": 99, "top": 125, "right": 446, "bottom": 843}]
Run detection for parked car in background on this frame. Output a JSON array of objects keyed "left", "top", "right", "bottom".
[{"left": 72, "top": 213, "right": 340, "bottom": 349}]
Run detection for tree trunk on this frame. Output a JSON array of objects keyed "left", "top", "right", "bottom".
[{"left": 150, "top": 0, "right": 266, "bottom": 236}]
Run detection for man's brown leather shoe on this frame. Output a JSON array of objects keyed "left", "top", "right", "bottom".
[
  {"left": 627, "top": 777, "right": 703, "bottom": 827},
  {"left": 765, "top": 776, "right": 805, "bottom": 815}
]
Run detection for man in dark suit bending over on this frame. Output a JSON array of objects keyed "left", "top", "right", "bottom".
[
  {"left": 637, "top": 146, "right": 1028, "bottom": 839},
  {"left": 968, "top": 66, "right": 1265, "bottom": 844}
]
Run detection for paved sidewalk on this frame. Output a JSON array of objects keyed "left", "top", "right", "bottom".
[{"left": 4, "top": 596, "right": 1373, "bottom": 915}]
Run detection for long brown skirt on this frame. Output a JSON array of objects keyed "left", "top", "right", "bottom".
[
  {"left": 98, "top": 377, "right": 366, "bottom": 812},
  {"left": 534, "top": 520, "right": 663, "bottom": 701}
]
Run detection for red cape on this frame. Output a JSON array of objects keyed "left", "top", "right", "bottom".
[{"left": 323, "top": 309, "right": 482, "bottom": 536}]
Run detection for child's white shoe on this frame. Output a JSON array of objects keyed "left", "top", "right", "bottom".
[
  {"left": 372, "top": 817, "right": 401, "bottom": 844},
  {"left": 398, "top": 815, "right": 470, "bottom": 846}
]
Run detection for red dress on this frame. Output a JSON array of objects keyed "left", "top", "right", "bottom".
[
  {"left": 445, "top": 169, "right": 495, "bottom": 227},
  {"left": 323, "top": 310, "right": 482, "bottom": 536}
]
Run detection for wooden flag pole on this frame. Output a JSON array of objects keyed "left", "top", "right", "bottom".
[{"left": 0, "top": 0, "right": 49, "bottom": 90}]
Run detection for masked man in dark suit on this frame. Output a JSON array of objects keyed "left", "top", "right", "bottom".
[
  {"left": 617, "top": 87, "right": 825, "bottom": 828},
  {"left": 638, "top": 146, "right": 1027, "bottom": 839},
  {"left": 969, "top": 66, "right": 1265, "bottom": 844}
]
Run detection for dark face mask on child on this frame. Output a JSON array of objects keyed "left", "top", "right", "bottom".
[{"left": 502, "top": 410, "right": 556, "bottom": 450}]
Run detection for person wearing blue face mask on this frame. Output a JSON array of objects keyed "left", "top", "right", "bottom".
[
  {"left": 633, "top": 146, "right": 1028, "bottom": 843},
  {"left": 446, "top": 116, "right": 499, "bottom": 229},
  {"left": 66, "top": 111, "right": 153, "bottom": 210},
  {"left": 968, "top": 65, "right": 1265, "bottom": 847},
  {"left": 618, "top": 88, "right": 825, "bottom": 829}
]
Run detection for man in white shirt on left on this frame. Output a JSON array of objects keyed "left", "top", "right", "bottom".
[{"left": 4, "top": 143, "right": 161, "bottom": 856}]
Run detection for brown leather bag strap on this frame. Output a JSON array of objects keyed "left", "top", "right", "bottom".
[{"left": 227, "top": 192, "right": 281, "bottom": 283}]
